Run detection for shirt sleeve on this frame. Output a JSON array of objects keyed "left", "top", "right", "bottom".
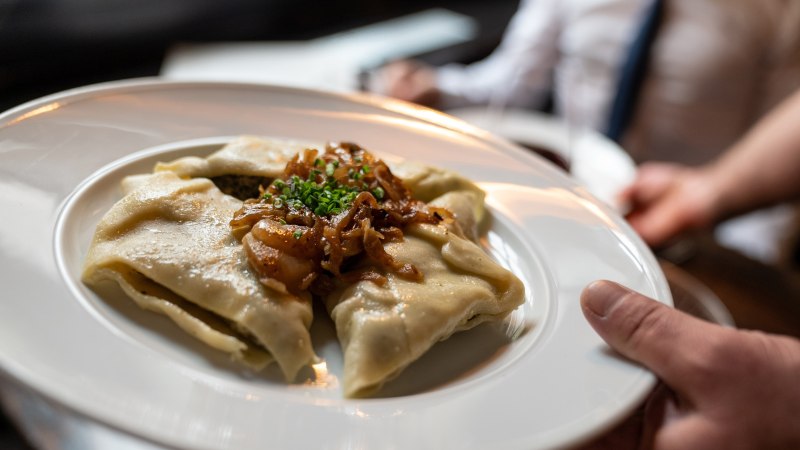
[{"left": 436, "top": 0, "right": 563, "bottom": 109}]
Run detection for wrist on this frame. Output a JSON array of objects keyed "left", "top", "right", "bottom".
[
  {"left": 668, "top": 165, "right": 724, "bottom": 230},
  {"left": 697, "top": 161, "right": 739, "bottom": 226}
]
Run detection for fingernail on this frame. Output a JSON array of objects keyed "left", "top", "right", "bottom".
[{"left": 581, "top": 280, "right": 630, "bottom": 318}]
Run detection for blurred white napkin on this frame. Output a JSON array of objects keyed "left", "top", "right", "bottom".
[{"left": 161, "top": 8, "right": 477, "bottom": 92}]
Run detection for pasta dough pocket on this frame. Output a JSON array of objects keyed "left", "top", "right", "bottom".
[
  {"left": 82, "top": 171, "right": 318, "bottom": 380},
  {"left": 325, "top": 192, "right": 524, "bottom": 398}
]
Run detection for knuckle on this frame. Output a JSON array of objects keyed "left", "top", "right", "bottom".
[
  {"left": 683, "top": 329, "right": 755, "bottom": 385},
  {"left": 620, "top": 296, "right": 669, "bottom": 352},
  {"left": 734, "top": 330, "right": 799, "bottom": 374}
]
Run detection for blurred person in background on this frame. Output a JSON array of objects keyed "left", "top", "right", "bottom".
[
  {"left": 374, "top": 0, "right": 800, "bottom": 266},
  {"left": 578, "top": 87, "right": 800, "bottom": 449}
]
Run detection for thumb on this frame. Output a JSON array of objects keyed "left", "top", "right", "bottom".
[{"left": 580, "top": 280, "right": 722, "bottom": 388}]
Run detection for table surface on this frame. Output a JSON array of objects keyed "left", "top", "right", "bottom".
[{"left": 664, "top": 234, "right": 800, "bottom": 338}]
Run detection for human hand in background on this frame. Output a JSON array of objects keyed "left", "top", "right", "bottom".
[
  {"left": 371, "top": 59, "right": 441, "bottom": 106},
  {"left": 619, "top": 163, "right": 722, "bottom": 248},
  {"left": 621, "top": 88, "right": 800, "bottom": 250},
  {"left": 579, "top": 280, "right": 800, "bottom": 449}
]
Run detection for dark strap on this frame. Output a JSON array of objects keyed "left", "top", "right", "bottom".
[{"left": 604, "top": 0, "right": 665, "bottom": 142}]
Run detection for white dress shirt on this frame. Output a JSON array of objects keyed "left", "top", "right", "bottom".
[{"left": 438, "top": 0, "right": 645, "bottom": 132}]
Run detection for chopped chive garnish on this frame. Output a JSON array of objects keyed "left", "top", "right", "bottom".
[{"left": 264, "top": 150, "right": 390, "bottom": 217}]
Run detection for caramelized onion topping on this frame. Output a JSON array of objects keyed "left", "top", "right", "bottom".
[{"left": 230, "top": 142, "right": 451, "bottom": 295}]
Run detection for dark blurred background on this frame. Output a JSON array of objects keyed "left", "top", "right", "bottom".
[{"left": 0, "top": 0, "right": 519, "bottom": 112}]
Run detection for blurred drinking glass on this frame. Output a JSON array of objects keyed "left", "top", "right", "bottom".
[{"left": 554, "top": 55, "right": 617, "bottom": 171}]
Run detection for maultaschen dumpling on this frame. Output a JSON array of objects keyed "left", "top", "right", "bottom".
[
  {"left": 82, "top": 171, "right": 318, "bottom": 380},
  {"left": 324, "top": 192, "right": 524, "bottom": 397}
]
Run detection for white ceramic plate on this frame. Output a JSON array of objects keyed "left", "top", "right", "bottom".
[{"left": 0, "top": 80, "right": 670, "bottom": 450}]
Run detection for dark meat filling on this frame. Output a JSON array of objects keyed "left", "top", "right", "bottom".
[{"left": 211, "top": 175, "right": 273, "bottom": 201}]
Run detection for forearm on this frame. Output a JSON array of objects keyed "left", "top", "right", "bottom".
[
  {"left": 435, "top": 0, "right": 559, "bottom": 107},
  {"left": 704, "top": 89, "right": 800, "bottom": 222}
]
